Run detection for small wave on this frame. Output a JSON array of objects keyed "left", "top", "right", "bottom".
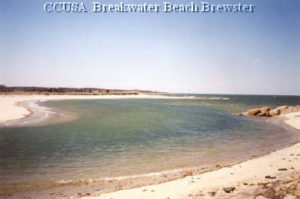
[
  {"left": 0, "top": 165, "right": 208, "bottom": 195},
  {"left": 181, "top": 96, "right": 229, "bottom": 100}
]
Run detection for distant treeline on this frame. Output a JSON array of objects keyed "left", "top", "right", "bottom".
[{"left": 0, "top": 85, "right": 156, "bottom": 95}]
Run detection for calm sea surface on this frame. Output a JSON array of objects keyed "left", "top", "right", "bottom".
[{"left": 0, "top": 95, "right": 299, "bottom": 194}]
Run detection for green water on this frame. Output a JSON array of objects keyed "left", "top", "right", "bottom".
[{"left": 0, "top": 95, "right": 299, "bottom": 194}]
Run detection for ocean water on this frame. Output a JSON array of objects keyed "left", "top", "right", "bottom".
[{"left": 0, "top": 95, "right": 299, "bottom": 196}]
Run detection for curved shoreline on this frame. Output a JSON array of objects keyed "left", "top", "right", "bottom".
[
  {"left": 1, "top": 95, "right": 299, "bottom": 198},
  {"left": 1, "top": 101, "right": 35, "bottom": 126},
  {"left": 0, "top": 100, "right": 64, "bottom": 127},
  {"left": 79, "top": 111, "right": 300, "bottom": 199}
]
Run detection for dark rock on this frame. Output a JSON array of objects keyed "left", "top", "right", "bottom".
[
  {"left": 265, "top": 175, "right": 276, "bottom": 179},
  {"left": 223, "top": 187, "right": 235, "bottom": 193},
  {"left": 278, "top": 168, "right": 288, "bottom": 171}
]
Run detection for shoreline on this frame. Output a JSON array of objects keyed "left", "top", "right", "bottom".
[
  {"left": 3, "top": 136, "right": 298, "bottom": 199},
  {"left": 1, "top": 95, "right": 299, "bottom": 198},
  {"left": 80, "top": 111, "right": 300, "bottom": 199}
]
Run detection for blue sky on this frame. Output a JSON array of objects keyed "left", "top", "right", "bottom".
[{"left": 0, "top": 0, "right": 299, "bottom": 95}]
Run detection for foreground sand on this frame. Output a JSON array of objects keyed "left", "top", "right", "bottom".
[{"left": 80, "top": 112, "right": 300, "bottom": 199}]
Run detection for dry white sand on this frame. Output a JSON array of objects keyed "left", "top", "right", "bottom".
[{"left": 284, "top": 111, "right": 300, "bottom": 131}]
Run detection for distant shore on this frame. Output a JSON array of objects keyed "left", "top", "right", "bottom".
[
  {"left": 0, "top": 94, "right": 192, "bottom": 126},
  {"left": 0, "top": 94, "right": 229, "bottom": 126}
]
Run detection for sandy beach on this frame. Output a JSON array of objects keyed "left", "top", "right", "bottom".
[{"left": 0, "top": 95, "right": 299, "bottom": 199}]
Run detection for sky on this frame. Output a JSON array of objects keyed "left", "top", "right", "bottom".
[{"left": 0, "top": 0, "right": 299, "bottom": 95}]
